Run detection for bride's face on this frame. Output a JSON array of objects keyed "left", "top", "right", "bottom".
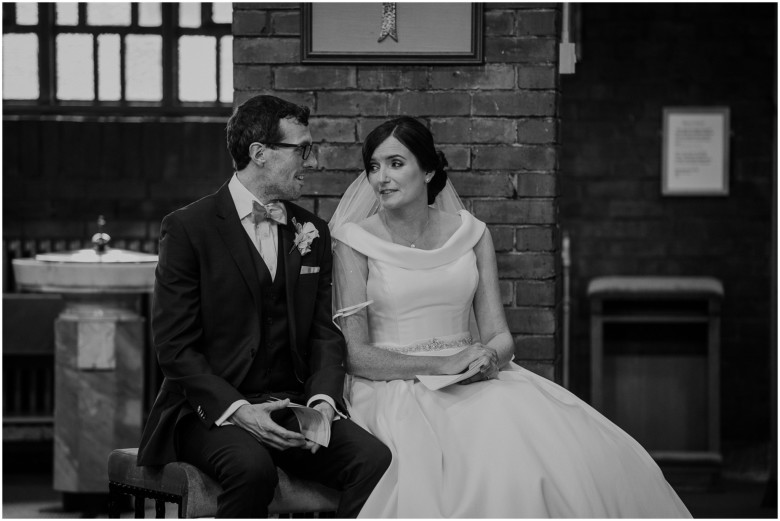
[{"left": 367, "top": 136, "right": 429, "bottom": 211}]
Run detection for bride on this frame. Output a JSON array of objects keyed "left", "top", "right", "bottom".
[{"left": 328, "top": 116, "right": 691, "bottom": 518}]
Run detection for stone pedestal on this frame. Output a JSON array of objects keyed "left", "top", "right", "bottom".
[{"left": 53, "top": 295, "right": 146, "bottom": 494}]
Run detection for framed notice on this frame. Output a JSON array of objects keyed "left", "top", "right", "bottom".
[
  {"left": 662, "top": 107, "right": 730, "bottom": 196},
  {"left": 301, "top": 3, "right": 483, "bottom": 64}
]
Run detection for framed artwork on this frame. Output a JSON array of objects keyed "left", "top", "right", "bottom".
[
  {"left": 301, "top": 3, "right": 483, "bottom": 64},
  {"left": 662, "top": 107, "right": 730, "bottom": 196}
]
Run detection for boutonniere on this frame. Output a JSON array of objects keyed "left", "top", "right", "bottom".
[{"left": 290, "top": 217, "right": 320, "bottom": 256}]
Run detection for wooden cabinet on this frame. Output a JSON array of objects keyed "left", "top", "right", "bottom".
[{"left": 588, "top": 276, "right": 723, "bottom": 479}]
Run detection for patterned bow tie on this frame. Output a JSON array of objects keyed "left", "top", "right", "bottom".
[{"left": 251, "top": 201, "right": 287, "bottom": 225}]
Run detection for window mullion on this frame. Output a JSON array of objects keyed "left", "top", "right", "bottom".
[
  {"left": 162, "top": 3, "right": 177, "bottom": 107},
  {"left": 39, "top": 3, "right": 56, "bottom": 105}
]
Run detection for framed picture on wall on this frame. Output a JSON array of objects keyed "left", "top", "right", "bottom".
[
  {"left": 301, "top": 3, "right": 483, "bottom": 64},
  {"left": 662, "top": 107, "right": 730, "bottom": 196}
]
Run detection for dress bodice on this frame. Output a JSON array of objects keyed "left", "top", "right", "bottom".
[{"left": 332, "top": 210, "right": 486, "bottom": 352}]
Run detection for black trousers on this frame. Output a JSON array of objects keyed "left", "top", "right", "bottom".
[{"left": 175, "top": 410, "right": 391, "bottom": 518}]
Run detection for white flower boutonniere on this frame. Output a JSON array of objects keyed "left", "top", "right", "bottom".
[{"left": 290, "top": 217, "right": 320, "bottom": 256}]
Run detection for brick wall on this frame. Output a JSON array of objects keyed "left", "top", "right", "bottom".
[
  {"left": 2, "top": 4, "right": 564, "bottom": 382},
  {"left": 559, "top": 3, "right": 776, "bottom": 449},
  {"left": 233, "top": 2, "right": 563, "bottom": 380}
]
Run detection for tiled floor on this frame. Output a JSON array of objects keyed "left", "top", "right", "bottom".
[{"left": 3, "top": 442, "right": 777, "bottom": 518}]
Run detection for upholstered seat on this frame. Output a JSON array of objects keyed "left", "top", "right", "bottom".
[{"left": 107, "top": 448, "right": 340, "bottom": 518}]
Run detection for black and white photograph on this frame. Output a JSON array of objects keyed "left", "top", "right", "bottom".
[{"left": 2, "top": 2, "right": 777, "bottom": 518}]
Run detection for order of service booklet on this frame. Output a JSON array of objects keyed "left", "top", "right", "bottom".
[
  {"left": 285, "top": 402, "right": 331, "bottom": 447},
  {"left": 416, "top": 360, "right": 484, "bottom": 391}
]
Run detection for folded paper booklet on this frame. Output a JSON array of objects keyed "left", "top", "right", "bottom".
[
  {"left": 416, "top": 360, "right": 483, "bottom": 391},
  {"left": 286, "top": 403, "right": 331, "bottom": 447}
]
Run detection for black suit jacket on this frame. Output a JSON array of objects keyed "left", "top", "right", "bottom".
[{"left": 137, "top": 181, "right": 347, "bottom": 466}]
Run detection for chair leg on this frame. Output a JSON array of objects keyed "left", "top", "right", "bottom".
[
  {"left": 155, "top": 499, "right": 166, "bottom": 518},
  {"left": 108, "top": 485, "right": 121, "bottom": 518},
  {"left": 134, "top": 494, "right": 146, "bottom": 518}
]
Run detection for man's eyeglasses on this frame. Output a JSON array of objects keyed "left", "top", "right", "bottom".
[{"left": 262, "top": 142, "right": 313, "bottom": 160}]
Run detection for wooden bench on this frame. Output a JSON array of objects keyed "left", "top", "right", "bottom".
[{"left": 107, "top": 448, "right": 340, "bottom": 518}]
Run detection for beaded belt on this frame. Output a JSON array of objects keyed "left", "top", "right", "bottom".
[{"left": 373, "top": 333, "right": 473, "bottom": 354}]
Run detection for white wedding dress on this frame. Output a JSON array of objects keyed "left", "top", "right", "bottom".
[{"left": 332, "top": 210, "right": 692, "bottom": 518}]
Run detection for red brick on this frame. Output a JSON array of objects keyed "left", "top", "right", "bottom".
[
  {"left": 308, "top": 118, "right": 355, "bottom": 143},
  {"left": 357, "top": 69, "right": 429, "bottom": 90},
  {"left": 429, "top": 65, "right": 515, "bottom": 90},
  {"left": 316, "top": 145, "right": 364, "bottom": 170},
  {"left": 516, "top": 226, "right": 556, "bottom": 251},
  {"left": 234, "top": 65, "right": 272, "bottom": 90},
  {"left": 485, "top": 37, "right": 557, "bottom": 63},
  {"left": 271, "top": 11, "right": 299, "bottom": 35},
  {"left": 429, "top": 118, "right": 469, "bottom": 143},
  {"left": 517, "top": 65, "right": 557, "bottom": 89},
  {"left": 515, "top": 280, "right": 556, "bottom": 306},
  {"left": 294, "top": 197, "right": 316, "bottom": 213},
  {"left": 430, "top": 117, "right": 516, "bottom": 144},
  {"left": 474, "top": 200, "right": 555, "bottom": 224},
  {"left": 505, "top": 307, "right": 556, "bottom": 334},
  {"left": 516, "top": 172, "right": 557, "bottom": 196},
  {"left": 472, "top": 118, "right": 517, "bottom": 143},
  {"left": 497, "top": 252, "right": 555, "bottom": 278},
  {"left": 514, "top": 335, "right": 556, "bottom": 359},
  {"left": 438, "top": 146, "right": 470, "bottom": 170},
  {"left": 234, "top": 38, "right": 298, "bottom": 64},
  {"left": 485, "top": 10, "right": 515, "bottom": 36},
  {"left": 232, "top": 10, "right": 268, "bottom": 36},
  {"left": 302, "top": 171, "right": 358, "bottom": 196},
  {"left": 473, "top": 91, "right": 556, "bottom": 116},
  {"left": 357, "top": 117, "right": 394, "bottom": 141},
  {"left": 317, "top": 92, "right": 389, "bottom": 116},
  {"left": 473, "top": 145, "right": 556, "bottom": 170},
  {"left": 390, "top": 92, "right": 470, "bottom": 116},
  {"left": 274, "top": 67, "right": 356, "bottom": 90},
  {"left": 488, "top": 225, "right": 515, "bottom": 252},
  {"left": 316, "top": 197, "right": 342, "bottom": 221},
  {"left": 234, "top": 3, "right": 296, "bottom": 9},
  {"left": 486, "top": 3, "right": 556, "bottom": 8},
  {"left": 516, "top": 10, "right": 558, "bottom": 36},
  {"left": 233, "top": 90, "right": 316, "bottom": 110},
  {"left": 517, "top": 118, "right": 557, "bottom": 143},
  {"left": 449, "top": 172, "right": 513, "bottom": 197},
  {"left": 498, "top": 280, "right": 514, "bottom": 305}
]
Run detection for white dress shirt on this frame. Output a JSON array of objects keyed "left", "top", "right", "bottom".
[{"left": 215, "top": 174, "right": 340, "bottom": 427}]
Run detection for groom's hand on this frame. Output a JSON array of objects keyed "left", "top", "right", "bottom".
[{"left": 230, "top": 399, "right": 309, "bottom": 451}]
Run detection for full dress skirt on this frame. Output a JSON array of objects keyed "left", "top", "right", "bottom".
[{"left": 332, "top": 211, "right": 691, "bottom": 518}]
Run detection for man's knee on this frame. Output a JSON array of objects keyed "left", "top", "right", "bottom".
[
  {"left": 356, "top": 436, "right": 392, "bottom": 479},
  {"left": 217, "top": 444, "right": 279, "bottom": 492}
]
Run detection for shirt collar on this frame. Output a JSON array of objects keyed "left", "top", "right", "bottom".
[{"left": 228, "top": 173, "right": 284, "bottom": 221}]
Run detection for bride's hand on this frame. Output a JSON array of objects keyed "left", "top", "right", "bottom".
[
  {"left": 458, "top": 344, "right": 500, "bottom": 385},
  {"left": 442, "top": 344, "right": 492, "bottom": 375}
]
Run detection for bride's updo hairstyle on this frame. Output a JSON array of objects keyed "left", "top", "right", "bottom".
[{"left": 362, "top": 116, "right": 448, "bottom": 205}]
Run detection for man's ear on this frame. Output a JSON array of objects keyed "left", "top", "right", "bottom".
[{"left": 249, "top": 142, "right": 265, "bottom": 167}]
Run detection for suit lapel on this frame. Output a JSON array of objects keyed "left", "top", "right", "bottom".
[{"left": 214, "top": 184, "right": 264, "bottom": 313}]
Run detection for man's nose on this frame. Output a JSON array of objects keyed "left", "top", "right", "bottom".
[{"left": 304, "top": 151, "right": 318, "bottom": 169}]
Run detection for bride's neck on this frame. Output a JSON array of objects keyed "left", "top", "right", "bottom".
[{"left": 382, "top": 202, "right": 429, "bottom": 227}]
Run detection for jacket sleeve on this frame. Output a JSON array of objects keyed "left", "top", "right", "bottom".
[{"left": 152, "top": 212, "right": 245, "bottom": 426}]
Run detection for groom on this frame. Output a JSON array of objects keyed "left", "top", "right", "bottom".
[{"left": 137, "top": 95, "right": 390, "bottom": 518}]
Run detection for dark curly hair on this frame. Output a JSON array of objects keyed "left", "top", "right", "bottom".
[
  {"left": 362, "top": 117, "right": 448, "bottom": 205},
  {"left": 226, "top": 95, "right": 311, "bottom": 171}
]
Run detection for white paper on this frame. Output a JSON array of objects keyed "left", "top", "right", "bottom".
[
  {"left": 287, "top": 403, "right": 331, "bottom": 447},
  {"left": 416, "top": 361, "right": 483, "bottom": 391}
]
